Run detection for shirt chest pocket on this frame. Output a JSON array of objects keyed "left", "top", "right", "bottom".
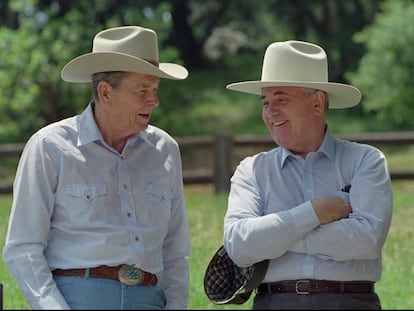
[
  {"left": 144, "top": 183, "right": 173, "bottom": 225},
  {"left": 64, "top": 184, "right": 107, "bottom": 202},
  {"left": 62, "top": 184, "right": 109, "bottom": 223}
]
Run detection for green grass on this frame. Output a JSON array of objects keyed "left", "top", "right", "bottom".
[{"left": 1, "top": 182, "right": 414, "bottom": 309}]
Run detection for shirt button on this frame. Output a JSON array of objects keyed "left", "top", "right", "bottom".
[
  {"left": 127, "top": 213, "right": 131, "bottom": 217},
  {"left": 135, "top": 236, "right": 139, "bottom": 241},
  {"left": 123, "top": 184, "right": 128, "bottom": 190},
  {"left": 86, "top": 194, "right": 90, "bottom": 200}
]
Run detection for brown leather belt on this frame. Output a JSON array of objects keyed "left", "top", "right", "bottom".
[
  {"left": 52, "top": 265, "right": 157, "bottom": 286},
  {"left": 257, "top": 280, "right": 374, "bottom": 295}
]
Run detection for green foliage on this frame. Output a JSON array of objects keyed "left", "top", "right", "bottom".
[
  {"left": 1, "top": 0, "right": 403, "bottom": 142},
  {"left": 0, "top": 0, "right": 179, "bottom": 142},
  {"left": 0, "top": 2, "right": 98, "bottom": 142},
  {"left": 349, "top": 0, "right": 414, "bottom": 130}
]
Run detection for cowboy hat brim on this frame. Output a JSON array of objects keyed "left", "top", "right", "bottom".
[
  {"left": 61, "top": 52, "right": 188, "bottom": 82},
  {"left": 226, "top": 80, "right": 362, "bottom": 109}
]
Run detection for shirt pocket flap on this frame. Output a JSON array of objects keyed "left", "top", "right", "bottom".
[
  {"left": 145, "top": 183, "right": 173, "bottom": 202},
  {"left": 64, "top": 184, "right": 107, "bottom": 202}
]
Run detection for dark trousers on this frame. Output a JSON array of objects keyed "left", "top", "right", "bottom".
[{"left": 253, "top": 292, "right": 381, "bottom": 310}]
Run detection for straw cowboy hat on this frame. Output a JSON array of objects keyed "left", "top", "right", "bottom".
[
  {"left": 61, "top": 26, "right": 188, "bottom": 82},
  {"left": 226, "top": 40, "right": 361, "bottom": 109}
]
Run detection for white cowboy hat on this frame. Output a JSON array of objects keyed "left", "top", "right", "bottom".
[
  {"left": 61, "top": 26, "right": 188, "bottom": 82},
  {"left": 226, "top": 40, "right": 361, "bottom": 109}
]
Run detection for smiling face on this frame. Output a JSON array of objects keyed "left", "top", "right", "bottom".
[{"left": 261, "top": 86, "right": 327, "bottom": 158}]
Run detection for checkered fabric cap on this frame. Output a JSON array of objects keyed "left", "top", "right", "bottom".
[{"left": 203, "top": 245, "right": 257, "bottom": 304}]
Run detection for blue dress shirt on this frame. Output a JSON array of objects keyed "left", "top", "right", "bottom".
[
  {"left": 3, "top": 103, "right": 190, "bottom": 309},
  {"left": 224, "top": 128, "right": 392, "bottom": 283}
]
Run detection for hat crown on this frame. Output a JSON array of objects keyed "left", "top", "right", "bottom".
[
  {"left": 93, "top": 26, "right": 159, "bottom": 64},
  {"left": 61, "top": 25, "right": 188, "bottom": 82},
  {"left": 226, "top": 40, "right": 361, "bottom": 109},
  {"left": 262, "top": 41, "right": 328, "bottom": 83}
]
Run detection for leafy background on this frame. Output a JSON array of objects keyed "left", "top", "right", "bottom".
[{"left": 1, "top": 0, "right": 414, "bottom": 143}]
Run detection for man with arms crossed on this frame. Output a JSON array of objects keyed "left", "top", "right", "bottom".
[{"left": 223, "top": 40, "right": 392, "bottom": 310}]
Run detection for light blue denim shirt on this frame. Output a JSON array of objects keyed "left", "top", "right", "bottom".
[
  {"left": 224, "top": 128, "right": 392, "bottom": 283},
  {"left": 3, "top": 103, "right": 190, "bottom": 309}
]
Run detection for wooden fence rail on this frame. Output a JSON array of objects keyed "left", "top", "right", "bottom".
[{"left": 1, "top": 131, "right": 414, "bottom": 194}]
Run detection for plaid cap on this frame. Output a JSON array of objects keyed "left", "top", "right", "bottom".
[{"left": 203, "top": 245, "right": 261, "bottom": 304}]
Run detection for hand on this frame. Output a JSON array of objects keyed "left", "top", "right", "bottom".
[{"left": 311, "top": 196, "right": 352, "bottom": 225}]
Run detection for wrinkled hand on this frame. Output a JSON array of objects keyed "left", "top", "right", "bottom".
[{"left": 312, "top": 196, "right": 352, "bottom": 225}]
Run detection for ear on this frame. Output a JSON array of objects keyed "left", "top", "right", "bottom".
[
  {"left": 97, "top": 80, "right": 111, "bottom": 103},
  {"left": 313, "top": 91, "right": 326, "bottom": 115}
]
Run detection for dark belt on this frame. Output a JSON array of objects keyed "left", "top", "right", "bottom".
[
  {"left": 257, "top": 280, "right": 374, "bottom": 295},
  {"left": 52, "top": 265, "right": 157, "bottom": 286}
]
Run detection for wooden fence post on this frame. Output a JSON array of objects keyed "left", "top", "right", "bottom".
[{"left": 213, "top": 134, "right": 232, "bottom": 193}]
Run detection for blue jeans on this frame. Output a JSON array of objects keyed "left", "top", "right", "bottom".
[{"left": 54, "top": 275, "right": 166, "bottom": 309}]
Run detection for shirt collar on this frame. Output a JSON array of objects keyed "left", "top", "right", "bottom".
[
  {"left": 280, "top": 126, "right": 335, "bottom": 167},
  {"left": 77, "top": 102, "right": 102, "bottom": 146},
  {"left": 77, "top": 102, "right": 155, "bottom": 148},
  {"left": 137, "top": 128, "right": 155, "bottom": 147}
]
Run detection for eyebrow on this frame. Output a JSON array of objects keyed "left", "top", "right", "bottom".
[
  {"left": 260, "top": 91, "right": 289, "bottom": 100},
  {"left": 135, "top": 80, "right": 159, "bottom": 88}
]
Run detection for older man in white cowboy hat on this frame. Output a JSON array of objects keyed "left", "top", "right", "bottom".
[
  {"left": 222, "top": 41, "right": 392, "bottom": 309},
  {"left": 3, "top": 26, "right": 190, "bottom": 309}
]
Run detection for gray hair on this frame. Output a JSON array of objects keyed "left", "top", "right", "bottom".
[
  {"left": 92, "top": 72, "right": 129, "bottom": 101},
  {"left": 301, "top": 87, "right": 329, "bottom": 111}
]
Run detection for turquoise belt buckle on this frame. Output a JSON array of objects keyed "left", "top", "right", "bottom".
[{"left": 118, "top": 264, "right": 145, "bottom": 285}]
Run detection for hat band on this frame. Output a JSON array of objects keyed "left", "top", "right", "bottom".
[{"left": 145, "top": 59, "right": 159, "bottom": 68}]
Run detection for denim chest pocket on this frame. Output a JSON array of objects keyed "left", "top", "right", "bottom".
[{"left": 64, "top": 184, "right": 107, "bottom": 202}]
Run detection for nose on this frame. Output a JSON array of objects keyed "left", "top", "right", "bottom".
[{"left": 146, "top": 92, "right": 160, "bottom": 107}]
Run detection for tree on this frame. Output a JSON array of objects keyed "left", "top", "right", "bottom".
[
  {"left": 349, "top": 0, "right": 414, "bottom": 129},
  {"left": 0, "top": 0, "right": 385, "bottom": 141},
  {"left": 0, "top": 0, "right": 181, "bottom": 142}
]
